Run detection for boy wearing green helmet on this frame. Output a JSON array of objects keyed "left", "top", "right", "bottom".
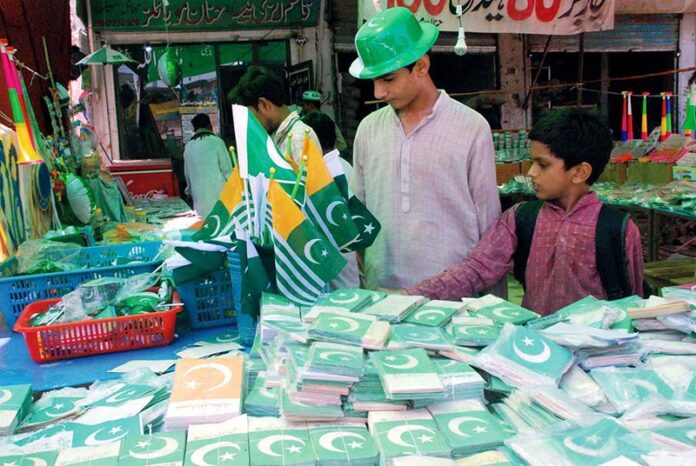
[{"left": 350, "top": 7, "right": 501, "bottom": 291}]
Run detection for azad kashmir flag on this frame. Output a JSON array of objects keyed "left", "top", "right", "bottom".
[
  {"left": 233, "top": 228, "right": 273, "bottom": 317},
  {"left": 194, "top": 164, "right": 253, "bottom": 240},
  {"left": 301, "top": 135, "right": 359, "bottom": 250},
  {"left": 233, "top": 104, "right": 297, "bottom": 191},
  {"left": 323, "top": 150, "right": 381, "bottom": 251},
  {"left": 268, "top": 178, "right": 346, "bottom": 305}
]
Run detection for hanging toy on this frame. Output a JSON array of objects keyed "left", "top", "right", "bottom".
[
  {"left": 158, "top": 47, "right": 181, "bottom": 87},
  {"left": 620, "top": 91, "right": 628, "bottom": 142},
  {"left": 641, "top": 92, "right": 649, "bottom": 140},
  {"left": 63, "top": 173, "right": 96, "bottom": 225},
  {"left": 665, "top": 92, "right": 673, "bottom": 139},
  {"left": 660, "top": 93, "right": 667, "bottom": 141},
  {"left": 683, "top": 84, "right": 696, "bottom": 138},
  {"left": 626, "top": 92, "right": 634, "bottom": 140}
]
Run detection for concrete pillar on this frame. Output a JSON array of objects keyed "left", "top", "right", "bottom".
[{"left": 498, "top": 34, "right": 529, "bottom": 129}]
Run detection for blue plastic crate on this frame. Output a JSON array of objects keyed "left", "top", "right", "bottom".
[
  {"left": 0, "top": 241, "right": 162, "bottom": 329},
  {"left": 176, "top": 253, "right": 257, "bottom": 345}
]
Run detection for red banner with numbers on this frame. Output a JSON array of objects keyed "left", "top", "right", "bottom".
[{"left": 360, "top": 0, "right": 615, "bottom": 35}]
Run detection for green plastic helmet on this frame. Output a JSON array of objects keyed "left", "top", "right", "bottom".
[
  {"left": 350, "top": 7, "right": 439, "bottom": 79},
  {"left": 302, "top": 90, "right": 322, "bottom": 102}
]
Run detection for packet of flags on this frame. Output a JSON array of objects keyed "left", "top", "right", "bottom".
[
  {"left": 348, "top": 362, "right": 409, "bottom": 412},
  {"left": 558, "top": 364, "right": 607, "bottom": 408},
  {"left": 527, "top": 296, "right": 626, "bottom": 331},
  {"left": 305, "top": 341, "right": 364, "bottom": 380},
  {"left": 506, "top": 415, "right": 650, "bottom": 466},
  {"left": 245, "top": 373, "right": 280, "bottom": 417},
  {"left": 309, "top": 310, "right": 390, "bottom": 349},
  {"left": 57, "top": 443, "right": 121, "bottom": 466},
  {"left": 388, "top": 324, "right": 453, "bottom": 351},
  {"left": 359, "top": 294, "right": 427, "bottom": 323},
  {"left": 311, "top": 288, "right": 375, "bottom": 313},
  {"left": 576, "top": 343, "right": 643, "bottom": 370},
  {"left": 590, "top": 367, "right": 674, "bottom": 416},
  {"left": 118, "top": 430, "right": 187, "bottom": 466},
  {"left": 369, "top": 348, "right": 445, "bottom": 400},
  {"left": 650, "top": 416, "right": 696, "bottom": 451},
  {"left": 280, "top": 389, "right": 344, "bottom": 422},
  {"left": 431, "top": 357, "right": 485, "bottom": 402},
  {"left": 518, "top": 385, "right": 595, "bottom": 421},
  {"left": 259, "top": 293, "right": 305, "bottom": 343},
  {"left": 428, "top": 399, "right": 511, "bottom": 458},
  {"left": 403, "top": 300, "right": 465, "bottom": 327},
  {"left": 307, "top": 421, "right": 379, "bottom": 466},
  {"left": 368, "top": 409, "right": 451, "bottom": 460},
  {"left": 247, "top": 417, "right": 316, "bottom": 466},
  {"left": 164, "top": 356, "right": 245, "bottom": 429},
  {"left": 438, "top": 346, "right": 480, "bottom": 365},
  {"left": 472, "top": 323, "right": 574, "bottom": 388},
  {"left": 0, "top": 384, "right": 33, "bottom": 435},
  {"left": 184, "top": 415, "right": 249, "bottom": 466},
  {"left": 0, "top": 451, "right": 58, "bottom": 466},
  {"left": 466, "top": 294, "right": 540, "bottom": 325},
  {"left": 449, "top": 316, "right": 500, "bottom": 347},
  {"left": 540, "top": 323, "right": 639, "bottom": 349}
]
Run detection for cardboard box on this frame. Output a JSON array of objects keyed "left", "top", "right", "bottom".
[
  {"left": 627, "top": 162, "right": 674, "bottom": 185},
  {"left": 599, "top": 163, "right": 628, "bottom": 184},
  {"left": 496, "top": 162, "right": 521, "bottom": 185}
]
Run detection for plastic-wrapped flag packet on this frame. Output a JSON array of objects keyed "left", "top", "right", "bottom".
[{"left": 471, "top": 324, "right": 574, "bottom": 388}]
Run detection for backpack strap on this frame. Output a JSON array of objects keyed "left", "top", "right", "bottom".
[
  {"left": 596, "top": 205, "right": 633, "bottom": 300},
  {"left": 513, "top": 201, "right": 543, "bottom": 290}
]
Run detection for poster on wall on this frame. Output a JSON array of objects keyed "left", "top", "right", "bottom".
[
  {"left": 360, "top": 0, "right": 616, "bottom": 35},
  {"left": 180, "top": 107, "right": 220, "bottom": 141},
  {"left": 288, "top": 61, "right": 314, "bottom": 108}
]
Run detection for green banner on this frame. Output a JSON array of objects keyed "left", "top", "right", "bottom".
[{"left": 91, "top": 0, "right": 320, "bottom": 31}]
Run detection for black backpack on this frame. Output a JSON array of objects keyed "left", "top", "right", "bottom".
[{"left": 512, "top": 201, "right": 633, "bottom": 300}]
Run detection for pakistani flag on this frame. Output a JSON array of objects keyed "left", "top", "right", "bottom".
[
  {"left": 234, "top": 229, "right": 273, "bottom": 317},
  {"left": 301, "top": 135, "right": 359, "bottom": 250},
  {"left": 165, "top": 240, "right": 229, "bottom": 285},
  {"left": 323, "top": 150, "right": 350, "bottom": 200},
  {"left": 268, "top": 179, "right": 346, "bottom": 305},
  {"left": 194, "top": 165, "right": 254, "bottom": 240},
  {"left": 344, "top": 196, "right": 380, "bottom": 251},
  {"left": 232, "top": 104, "right": 296, "bottom": 190}
]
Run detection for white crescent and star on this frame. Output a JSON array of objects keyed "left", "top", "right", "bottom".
[
  {"left": 183, "top": 363, "right": 233, "bottom": 392},
  {"left": 190, "top": 441, "right": 242, "bottom": 466},
  {"left": 512, "top": 338, "right": 552, "bottom": 364},
  {"left": 381, "top": 354, "right": 419, "bottom": 370},
  {"left": 84, "top": 427, "right": 129, "bottom": 446},
  {"left": 447, "top": 416, "right": 488, "bottom": 437},
  {"left": 562, "top": 436, "right": 603, "bottom": 458},
  {"left": 0, "top": 388, "right": 12, "bottom": 404},
  {"left": 105, "top": 388, "right": 142, "bottom": 404},
  {"left": 318, "top": 350, "right": 358, "bottom": 362},
  {"left": 257, "top": 434, "right": 305, "bottom": 457},
  {"left": 206, "top": 215, "right": 222, "bottom": 237},
  {"left": 491, "top": 306, "right": 519, "bottom": 320},
  {"left": 44, "top": 400, "right": 75, "bottom": 418},
  {"left": 327, "top": 316, "right": 360, "bottom": 333},
  {"left": 406, "top": 331, "right": 440, "bottom": 342},
  {"left": 413, "top": 309, "right": 446, "bottom": 322},
  {"left": 129, "top": 436, "right": 179, "bottom": 459},
  {"left": 329, "top": 292, "right": 360, "bottom": 304},
  {"left": 303, "top": 239, "right": 322, "bottom": 265},
  {"left": 318, "top": 431, "right": 366, "bottom": 453},
  {"left": 215, "top": 333, "right": 240, "bottom": 343},
  {"left": 325, "top": 201, "right": 344, "bottom": 227},
  {"left": 386, "top": 425, "right": 435, "bottom": 449}
]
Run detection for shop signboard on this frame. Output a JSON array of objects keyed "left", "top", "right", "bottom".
[
  {"left": 91, "top": 0, "right": 320, "bottom": 32},
  {"left": 360, "top": 0, "right": 615, "bottom": 35}
]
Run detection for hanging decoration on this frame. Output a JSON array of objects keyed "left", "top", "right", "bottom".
[
  {"left": 620, "top": 91, "right": 628, "bottom": 142},
  {"left": 626, "top": 91, "right": 633, "bottom": 140},
  {"left": 641, "top": 92, "right": 649, "bottom": 140},
  {"left": 683, "top": 84, "right": 696, "bottom": 138},
  {"left": 157, "top": 48, "right": 181, "bottom": 87}
]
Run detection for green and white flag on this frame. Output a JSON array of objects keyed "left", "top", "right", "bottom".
[
  {"left": 235, "top": 229, "right": 273, "bottom": 317},
  {"left": 370, "top": 348, "right": 444, "bottom": 398},
  {"left": 310, "top": 310, "right": 390, "bottom": 349},
  {"left": 553, "top": 417, "right": 633, "bottom": 465},
  {"left": 0, "top": 451, "right": 58, "bottom": 466},
  {"left": 312, "top": 288, "right": 375, "bottom": 313},
  {"left": 471, "top": 297, "right": 540, "bottom": 326},
  {"left": 322, "top": 150, "right": 350, "bottom": 201},
  {"left": 404, "top": 301, "right": 464, "bottom": 327},
  {"left": 450, "top": 316, "right": 500, "bottom": 347},
  {"left": 473, "top": 324, "right": 574, "bottom": 388},
  {"left": 428, "top": 400, "right": 510, "bottom": 457},
  {"left": 184, "top": 414, "right": 249, "bottom": 466},
  {"left": 118, "top": 431, "right": 186, "bottom": 466},
  {"left": 651, "top": 418, "right": 696, "bottom": 450},
  {"left": 306, "top": 341, "right": 364, "bottom": 375},
  {"left": 307, "top": 421, "right": 379, "bottom": 465},
  {"left": 71, "top": 414, "right": 143, "bottom": 447},
  {"left": 233, "top": 105, "right": 296, "bottom": 188},
  {"left": 0, "top": 384, "right": 32, "bottom": 435},
  {"left": 247, "top": 416, "right": 316, "bottom": 466},
  {"left": 389, "top": 324, "right": 453, "bottom": 351},
  {"left": 245, "top": 374, "right": 280, "bottom": 417},
  {"left": 368, "top": 409, "right": 451, "bottom": 460},
  {"left": 21, "top": 395, "right": 85, "bottom": 430},
  {"left": 55, "top": 443, "right": 120, "bottom": 466},
  {"left": 432, "top": 358, "right": 486, "bottom": 401},
  {"left": 280, "top": 390, "right": 344, "bottom": 422},
  {"left": 360, "top": 295, "right": 427, "bottom": 323}
]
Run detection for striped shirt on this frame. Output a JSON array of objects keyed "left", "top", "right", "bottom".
[
  {"left": 407, "top": 192, "right": 644, "bottom": 315},
  {"left": 351, "top": 91, "right": 500, "bottom": 289}
]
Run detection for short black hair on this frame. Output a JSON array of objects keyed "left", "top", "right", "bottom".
[
  {"left": 228, "top": 66, "right": 287, "bottom": 108},
  {"left": 303, "top": 112, "right": 336, "bottom": 150},
  {"left": 528, "top": 107, "right": 613, "bottom": 185},
  {"left": 191, "top": 113, "right": 212, "bottom": 131}
]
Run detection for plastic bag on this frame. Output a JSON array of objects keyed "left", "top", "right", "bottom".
[{"left": 16, "top": 239, "right": 81, "bottom": 274}]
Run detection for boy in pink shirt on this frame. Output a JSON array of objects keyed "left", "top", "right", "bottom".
[{"left": 407, "top": 108, "right": 644, "bottom": 315}]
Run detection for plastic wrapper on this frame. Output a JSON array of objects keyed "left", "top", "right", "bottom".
[
  {"left": 590, "top": 367, "right": 674, "bottom": 416},
  {"left": 541, "top": 323, "right": 638, "bottom": 349},
  {"left": 471, "top": 323, "right": 575, "bottom": 388},
  {"left": 528, "top": 296, "right": 627, "bottom": 331},
  {"left": 657, "top": 311, "right": 696, "bottom": 336},
  {"left": 520, "top": 386, "right": 596, "bottom": 421},
  {"left": 15, "top": 239, "right": 81, "bottom": 275},
  {"left": 560, "top": 364, "right": 607, "bottom": 407}
]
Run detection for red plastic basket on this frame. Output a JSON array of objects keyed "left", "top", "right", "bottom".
[{"left": 14, "top": 291, "right": 182, "bottom": 363}]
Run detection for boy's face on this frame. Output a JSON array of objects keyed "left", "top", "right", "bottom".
[
  {"left": 527, "top": 141, "right": 577, "bottom": 201},
  {"left": 372, "top": 65, "right": 421, "bottom": 111}
]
